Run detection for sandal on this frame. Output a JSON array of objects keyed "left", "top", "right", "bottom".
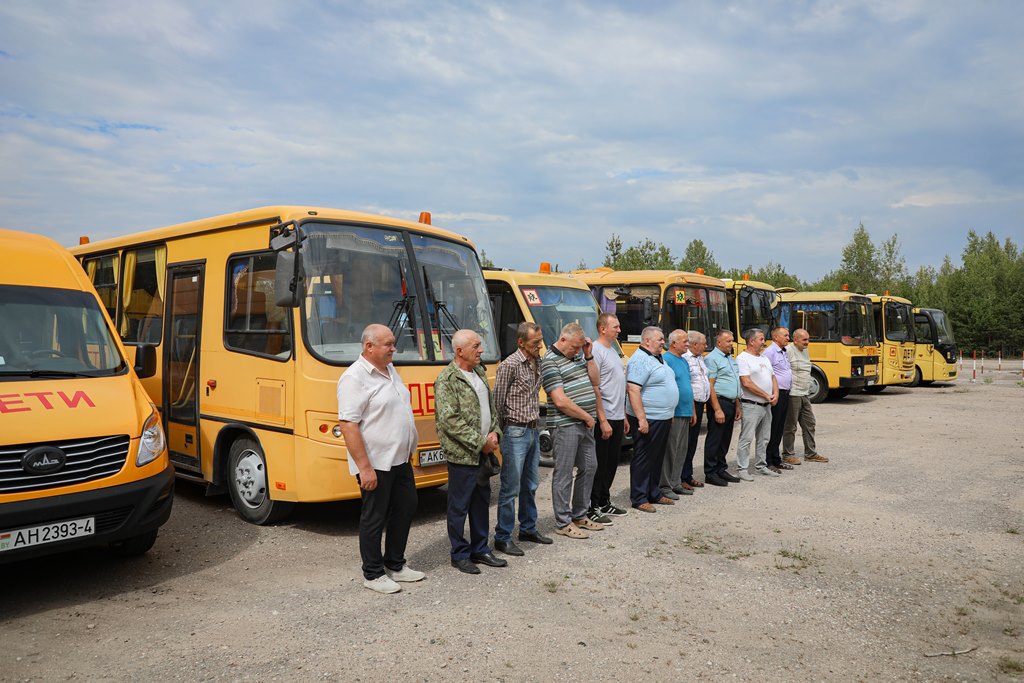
[
  {"left": 684, "top": 478, "right": 704, "bottom": 488},
  {"left": 554, "top": 523, "right": 590, "bottom": 539},
  {"left": 573, "top": 517, "right": 604, "bottom": 531}
]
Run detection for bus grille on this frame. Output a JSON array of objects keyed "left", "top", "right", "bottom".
[{"left": 0, "top": 435, "right": 131, "bottom": 494}]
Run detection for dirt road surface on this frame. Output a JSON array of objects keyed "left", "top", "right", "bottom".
[{"left": 3, "top": 372, "right": 1023, "bottom": 682}]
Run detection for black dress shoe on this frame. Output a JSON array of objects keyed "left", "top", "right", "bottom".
[
  {"left": 705, "top": 475, "right": 728, "bottom": 487},
  {"left": 451, "top": 558, "right": 481, "bottom": 574},
  {"left": 720, "top": 472, "right": 741, "bottom": 483},
  {"left": 470, "top": 552, "right": 508, "bottom": 568},
  {"left": 518, "top": 529, "right": 554, "bottom": 545},
  {"left": 494, "top": 539, "right": 525, "bottom": 556}
]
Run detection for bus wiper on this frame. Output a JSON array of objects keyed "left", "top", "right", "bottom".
[
  {"left": 421, "top": 267, "right": 460, "bottom": 351},
  {"left": 387, "top": 261, "right": 417, "bottom": 353},
  {"left": 0, "top": 369, "right": 95, "bottom": 378}
]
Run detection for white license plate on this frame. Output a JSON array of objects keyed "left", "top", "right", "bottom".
[
  {"left": 417, "top": 448, "right": 446, "bottom": 467},
  {"left": 866, "top": 378, "right": 876, "bottom": 385},
  {"left": 0, "top": 517, "right": 95, "bottom": 553}
]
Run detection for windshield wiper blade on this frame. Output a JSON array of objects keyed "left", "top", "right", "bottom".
[
  {"left": 0, "top": 369, "right": 96, "bottom": 378},
  {"left": 421, "top": 267, "right": 460, "bottom": 349},
  {"left": 387, "top": 261, "right": 417, "bottom": 353}
]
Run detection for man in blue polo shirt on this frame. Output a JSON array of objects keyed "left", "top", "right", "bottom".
[
  {"left": 660, "top": 329, "right": 695, "bottom": 500},
  {"left": 625, "top": 326, "right": 679, "bottom": 512},
  {"left": 703, "top": 329, "right": 742, "bottom": 487}
]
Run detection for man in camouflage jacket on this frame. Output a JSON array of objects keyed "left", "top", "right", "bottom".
[{"left": 435, "top": 329, "right": 505, "bottom": 573}]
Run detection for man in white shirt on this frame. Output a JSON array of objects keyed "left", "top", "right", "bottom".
[
  {"left": 682, "top": 330, "right": 710, "bottom": 490},
  {"left": 337, "top": 324, "right": 425, "bottom": 594},
  {"left": 736, "top": 328, "right": 778, "bottom": 480}
]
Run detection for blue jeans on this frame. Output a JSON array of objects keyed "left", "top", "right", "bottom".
[{"left": 494, "top": 425, "right": 541, "bottom": 542}]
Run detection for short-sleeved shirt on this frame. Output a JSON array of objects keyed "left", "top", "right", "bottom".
[
  {"left": 541, "top": 344, "right": 598, "bottom": 428},
  {"left": 337, "top": 355, "right": 418, "bottom": 475},
  {"left": 664, "top": 351, "right": 694, "bottom": 418},
  {"left": 787, "top": 345, "right": 813, "bottom": 397},
  {"left": 763, "top": 343, "right": 792, "bottom": 391},
  {"left": 737, "top": 351, "right": 774, "bottom": 401},
  {"left": 592, "top": 340, "right": 626, "bottom": 421},
  {"left": 683, "top": 350, "right": 711, "bottom": 403},
  {"left": 624, "top": 348, "right": 679, "bottom": 421},
  {"left": 705, "top": 347, "right": 740, "bottom": 400}
]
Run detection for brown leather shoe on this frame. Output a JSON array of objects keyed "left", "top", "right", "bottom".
[
  {"left": 633, "top": 503, "right": 657, "bottom": 513},
  {"left": 805, "top": 454, "right": 829, "bottom": 463},
  {"left": 655, "top": 496, "right": 676, "bottom": 505},
  {"left": 684, "top": 478, "right": 704, "bottom": 488},
  {"left": 680, "top": 481, "right": 694, "bottom": 491},
  {"left": 783, "top": 456, "right": 802, "bottom": 465}
]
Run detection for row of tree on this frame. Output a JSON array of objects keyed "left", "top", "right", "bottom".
[{"left": 592, "top": 226, "right": 1024, "bottom": 355}]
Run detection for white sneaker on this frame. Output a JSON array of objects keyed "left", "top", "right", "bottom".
[
  {"left": 756, "top": 467, "right": 780, "bottom": 477},
  {"left": 386, "top": 565, "right": 425, "bottom": 583},
  {"left": 737, "top": 470, "right": 754, "bottom": 482},
  {"left": 363, "top": 575, "right": 402, "bottom": 594}
]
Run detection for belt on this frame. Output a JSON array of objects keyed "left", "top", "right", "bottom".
[
  {"left": 741, "top": 398, "right": 768, "bottom": 407},
  {"left": 506, "top": 420, "right": 538, "bottom": 428}
]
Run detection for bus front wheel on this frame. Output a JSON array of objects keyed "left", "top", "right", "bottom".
[
  {"left": 228, "top": 437, "right": 295, "bottom": 525},
  {"left": 907, "top": 367, "right": 922, "bottom": 387},
  {"left": 808, "top": 370, "right": 828, "bottom": 404}
]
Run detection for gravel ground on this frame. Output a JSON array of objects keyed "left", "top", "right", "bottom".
[{"left": 2, "top": 371, "right": 1023, "bottom": 682}]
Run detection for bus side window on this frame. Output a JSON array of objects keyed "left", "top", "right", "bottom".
[
  {"left": 485, "top": 280, "right": 523, "bottom": 359},
  {"left": 83, "top": 253, "right": 119, "bottom": 323},
  {"left": 225, "top": 252, "right": 292, "bottom": 359},
  {"left": 122, "top": 245, "right": 166, "bottom": 344}
]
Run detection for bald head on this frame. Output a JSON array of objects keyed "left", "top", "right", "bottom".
[{"left": 453, "top": 328, "right": 484, "bottom": 371}]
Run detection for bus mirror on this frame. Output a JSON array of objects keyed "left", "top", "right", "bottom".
[
  {"left": 642, "top": 297, "right": 653, "bottom": 323},
  {"left": 134, "top": 344, "right": 157, "bottom": 379},
  {"left": 275, "top": 251, "right": 303, "bottom": 308},
  {"left": 612, "top": 286, "right": 630, "bottom": 297}
]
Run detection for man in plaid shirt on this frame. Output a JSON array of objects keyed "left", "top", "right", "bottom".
[{"left": 492, "top": 322, "right": 553, "bottom": 556}]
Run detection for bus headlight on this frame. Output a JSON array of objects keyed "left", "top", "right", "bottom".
[{"left": 137, "top": 405, "right": 166, "bottom": 466}]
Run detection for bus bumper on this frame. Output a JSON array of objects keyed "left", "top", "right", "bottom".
[
  {"left": 0, "top": 464, "right": 174, "bottom": 564},
  {"left": 840, "top": 377, "right": 868, "bottom": 389}
]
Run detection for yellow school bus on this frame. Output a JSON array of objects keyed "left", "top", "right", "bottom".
[
  {"left": 867, "top": 293, "right": 916, "bottom": 391},
  {"left": 571, "top": 268, "right": 730, "bottom": 356},
  {"left": 71, "top": 207, "right": 498, "bottom": 524},
  {"left": 720, "top": 276, "right": 780, "bottom": 355},
  {"left": 1, "top": 229, "right": 172, "bottom": 562},
  {"left": 485, "top": 267, "right": 620, "bottom": 463},
  {"left": 911, "top": 307, "right": 958, "bottom": 385},
  {"left": 775, "top": 290, "right": 879, "bottom": 403}
]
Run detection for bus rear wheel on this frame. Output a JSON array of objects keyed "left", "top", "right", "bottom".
[
  {"left": 808, "top": 370, "right": 828, "bottom": 404},
  {"left": 228, "top": 437, "right": 295, "bottom": 525}
]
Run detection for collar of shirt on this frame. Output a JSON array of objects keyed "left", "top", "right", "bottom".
[
  {"left": 639, "top": 346, "right": 665, "bottom": 363},
  {"left": 356, "top": 354, "right": 393, "bottom": 379},
  {"left": 511, "top": 347, "right": 538, "bottom": 369}
]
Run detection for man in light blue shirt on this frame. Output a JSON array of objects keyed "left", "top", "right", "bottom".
[
  {"left": 703, "top": 330, "right": 742, "bottom": 486},
  {"left": 625, "top": 327, "right": 679, "bottom": 512},
  {"left": 763, "top": 327, "right": 795, "bottom": 472}
]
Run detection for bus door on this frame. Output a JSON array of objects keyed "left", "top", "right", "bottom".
[{"left": 163, "top": 263, "right": 205, "bottom": 473}]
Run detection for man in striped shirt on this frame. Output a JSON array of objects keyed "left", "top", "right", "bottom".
[
  {"left": 492, "top": 322, "right": 553, "bottom": 556},
  {"left": 541, "top": 322, "right": 605, "bottom": 539}
]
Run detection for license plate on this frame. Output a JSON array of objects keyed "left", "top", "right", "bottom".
[
  {"left": 866, "top": 378, "right": 876, "bottom": 385},
  {"left": 417, "top": 448, "right": 446, "bottom": 467},
  {"left": 0, "top": 517, "right": 95, "bottom": 553}
]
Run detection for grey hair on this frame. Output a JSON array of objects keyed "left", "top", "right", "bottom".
[
  {"left": 560, "top": 322, "right": 585, "bottom": 339},
  {"left": 743, "top": 328, "right": 765, "bottom": 345},
  {"left": 452, "top": 328, "right": 479, "bottom": 350},
  {"left": 715, "top": 328, "right": 733, "bottom": 342},
  {"left": 361, "top": 323, "right": 390, "bottom": 345},
  {"left": 516, "top": 321, "right": 542, "bottom": 344},
  {"left": 687, "top": 330, "right": 706, "bottom": 345},
  {"left": 641, "top": 326, "right": 663, "bottom": 342},
  {"left": 667, "top": 329, "right": 687, "bottom": 346}
]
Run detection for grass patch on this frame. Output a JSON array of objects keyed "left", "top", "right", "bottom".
[
  {"left": 1007, "top": 527, "right": 1020, "bottom": 535},
  {"left": 775, "top": 543, "right": 814, "bottom": 572},
  {"left": 997, "top": 656, "right": 1024, "bottom": 674},
  {"left": 983, "top": 376, "right": 994, "bottom": 385}
]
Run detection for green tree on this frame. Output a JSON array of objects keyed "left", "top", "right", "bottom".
[
  {"left": 603, "top": 234, "right": 676, "bottom": 270},
  {"left": 677, "top": 239, "right": 724, "bottom": 276},
  {"left": 877, "top": 234, "right": 911, "bottom": 295},
  {"left": 835, "top": 223, "right": 879, "bottom": 293},
  {"left": 479, "top": 249, "right": 495, "bottom": 268}
]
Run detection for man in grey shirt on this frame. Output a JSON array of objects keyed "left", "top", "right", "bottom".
[
  {"left": 588, "top": 313, "right": 628, "bottom": 523},
  {"left": 783, "top": 328, "right": 829, "bottom": 463}
]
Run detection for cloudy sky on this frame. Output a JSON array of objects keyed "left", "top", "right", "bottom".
[{"left": 2, "top": 1, "right": 1021, "bottom": 280}]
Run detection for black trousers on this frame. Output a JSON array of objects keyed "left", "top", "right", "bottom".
[
  {"left": 358, "top": 462, "right": 417, "bottom": 580},
  {"left": 447, "top": 460, "right": 491, "bottom": 560},
  {"left": 683, "top": 401, "right": 707, "bottom": 482},
  {"left": 590, "top": 418, "right": 625, "bottom": 509},
  {"left": 766, "top": 389, "right": 790, "bottom": 467},
  {"left": 627, "top": 416, "right": 672, "bottom": 506},
  {"left": 703, "top": 397, "right": 737, "bottom": 478}
]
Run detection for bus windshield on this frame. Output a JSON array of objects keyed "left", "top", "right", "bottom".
[
  {"left": 665, "top": 286, "right": 729, "bottom": 342},
  {"left": 932, "top": 310, "right": 956, "bottom": 345},
  {"left": 839, "top": 301, "right": 877, "bottom": 346},
  {"left": 739, "top": 287, "right": 777, "bottom": 337},
  {"left": 0, "top": 285, "right": 125, "bottom": 379},
  {"left": 884, "top": 302, "right": 914, "bottom": 342},
  {"left": 521, "top": 285, "right": 602, "bottom": 346},
  {"left": 299, "top": 223, "right": 498, "bottom": 364}
]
